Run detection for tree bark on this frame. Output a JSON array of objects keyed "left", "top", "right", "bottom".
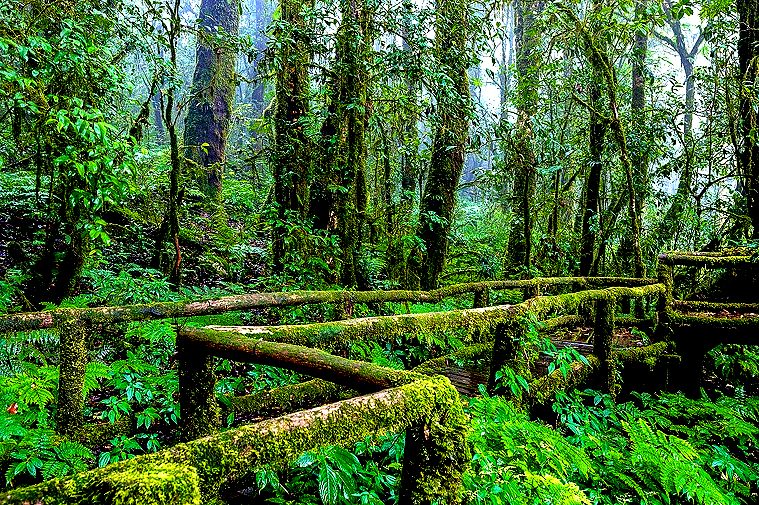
[
  {"left": 738, "top": 0, "right": 759, "bottom": 237},
  {"left": 310, "top": 0, "right": 372, "bottom": 287},
  {"left": 271, "top": 0, "right": 313, "bottom": 272},
  {"left": 414, "top": 0, "right": 470, "bottom": 289},
  {"left": 655, "top": 2, "right": 705, "bottom": 241},
  {"left": 183, "top": 0, "right": 240, "bottom": 209},
  {"left": 507, "top": 0, "right": 542, "bottom": 274},
  {"left": 579, "top": 67, "right": 605, "bottom": 276}
]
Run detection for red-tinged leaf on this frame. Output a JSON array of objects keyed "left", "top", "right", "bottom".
[{"left": 6, "top": 403, "right": 18, "bottom": 414}]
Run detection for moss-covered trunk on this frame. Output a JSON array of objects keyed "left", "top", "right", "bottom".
[
  {"left": 310, "top": 0, "right": 372, "bottom": 287},
  {"left": 183, "top": 0, "right": 240, "bottom": 209},
  {"left": 271, "top": 0, "right": 313, "bottom": 272},
  {"left": 388, "top": 0, "right": 421, "bottom": 287},
  {"left": 579, "top": 74, "right": 605, "bottom": 276},
  {"left": 506, "top": 0, "right": 542, "bottom": 274},
  {"left": 561, "top": 4, "right": 645, "bottom": 279},
  {"left": 414, "top": 0, "right": 470, "bottom": 290},
  {"left": 738, "top": 0, "right": 759, "bottom": 238}
]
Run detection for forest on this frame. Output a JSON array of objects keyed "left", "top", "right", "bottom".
[{"left": 0, "top": 0, "right": 759, "bottom": 502}]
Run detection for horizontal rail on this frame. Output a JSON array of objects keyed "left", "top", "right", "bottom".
[
  {"left": 178, "top": 331, "right": 421, "bottom": 393},
  {"left": 195, "top": 284, "right": 665, "bottom": 351},
  {"left": 0, "top": 277, "right": 658, "bottom": 333},
  {"left": 673, "top": 300, "right": 759, "bottom": 313},
  {"left": 658, "top": 251, "right": 754, "bottom": 268}
]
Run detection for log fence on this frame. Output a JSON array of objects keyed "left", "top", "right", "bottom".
[{"left": 9, "top": 254, "right": 756, "bottom": 504}]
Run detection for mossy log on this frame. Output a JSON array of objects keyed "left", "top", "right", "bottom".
[
  {"left": 2, "top": 375, "right": 467, "bottom": 505},
  {"left": 227, "top": 378, "right": 354, "bottom": 415},
  {"left": 200, "top": 284, "right": 665, "bottom": 353},
  {"left": 541, "top": 314, "right": 584, "bottom": 330},
  {"left": 673, "top": 301, "right": 759, "bottom": 313},
  {"left": 525, "top": 341, "right": 671, "bottom": 404},
  {"left": 178, "top": 330, "right": 423, "bottom": 393},
  {"left": 658, "top": 251, "right": 753, "bottom": 268},
  {"left": 526, "top": 356, "right": 600, "bottom": 404},
  {"left": 670, "top": 312, "right": 759, "bottom": 329},
  {"left": 0, "top": 277, "right": 659, "bottom": 333}
]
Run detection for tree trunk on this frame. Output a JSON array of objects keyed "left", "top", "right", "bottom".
[
  {"left": 310, "top": 0, "right": 372, "bottom": 288},
  {"left": 271, "top": 0, "right": 313, "bottom": 272},
  {"left": 507, "top": 0, "right": 542, "bottom": 274},
  {"left": 182, "top": 0, "right": 240, "bottom": 209},
  {"left": 561, "top": 4, "right": 645, "bottom": 278},
  {"left": 579, "top": 70, "right": 605, "bottom": 276},
  {"left": 389, "top": 0, "right": 421, "bottom": 287},
  {"left": 738, "top": 0, "right": 759, "bottom": 237},
  {"left": 414, "top": 0, "right": 470, "bottom": 289},
  {"left": 656, "top": 2, "right": 705, "bottom": 240}
]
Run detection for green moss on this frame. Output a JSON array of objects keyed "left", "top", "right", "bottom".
[
  {"left": 616, "top": 341, "right": 671, "bottom": 368},
  {"left": 177, "top": 339, "right": 221, "bottom": 442},
  {"left": 670, "top": 312, "right": 759, "bottom": 327},
  {"left": 594, "top": 296, "right": 616, "bottom": 398},
  {"left": 54, "top": 313, "right": 89, "bottom": 437},
  {"left": 228, "top": 379, "right": 354, "bottom": 414},
  {"left": 71, "top": 417, "right": 133, "bottom": 446},
  {"left": 79, "top": 463, "right": 201, "bottom": 505},
  {"left": 673, "top": 301, "right": 759, "bottom": 312},
  {"left": 658, "top": 250, "right": 753, "bottom": 268},
  {"left": 526, "top": 356, "right": 600, "bottom": 404},
  {"left": 541, "top": 315, "right": 583, "bottom": 331}
]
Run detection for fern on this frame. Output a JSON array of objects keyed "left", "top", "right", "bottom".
[
  {"left": 523, "top": 473, "right": 592, "bottom": 505},
  {"left": 0, "top": 330, "right": 59, "bottom": 375}
]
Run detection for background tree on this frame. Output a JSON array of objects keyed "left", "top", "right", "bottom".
[
  {"left": 413, "top": 0, "right": 471, "bottom": 289},
  {"left": 183, "top": 0, "right": 240, "bottom": 209},
  {"left": 507, "top": 0, "right": 542, "bottom": 275},
  {"left": 270, "top": 0, "right": 313, "bottom": 273},
  {"left": 738, "top": 0, "right": 759, "bottom": 237}
]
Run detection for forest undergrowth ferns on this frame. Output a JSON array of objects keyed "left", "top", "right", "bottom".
[{"left": 464, "top": 389, "right": 759, "bottom": 504}]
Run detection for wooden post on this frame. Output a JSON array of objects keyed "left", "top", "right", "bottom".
[
  {"left": 523, "top": 281, "right": 540, "bottom": 300},
  {"left": 655, "top": 261, "right": 674, "bottom": 341},
  {"left": 472, "top": 288, "right": 490, "bottom": 308},
  {"left": 177, "top": 335, "right": 221, "bottom": 442},
  {"left": 55, "top": 316, "right": 89, "bottom": 437},
  {"left": 397, "top": 402, "right": 469, "bottom": 504},
  {"left": 486, "top": 322, "right": 527, "bottom": 395},
  {"left": 594, "top": 296, "right": 616, "bottom": 399}
]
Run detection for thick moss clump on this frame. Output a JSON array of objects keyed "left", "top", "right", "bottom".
[
  {"left": 80, "top": 463, "right": 201, "bottom": 505},
  {"left": 228, "top": 378, "right": 354, "bottom": 415},
  {"left": 54, "top": 313, "right": 89, "bottom": 437}
]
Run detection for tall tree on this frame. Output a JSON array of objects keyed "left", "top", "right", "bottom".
[
  {"left": 157, "top": 0, "right": 184, "bottom": 287},
  {"left": 655, "top": 0, "right": 707, "bottom": 239},
  {"left": 183, "top": 0, "right": 240, "bottom": 208},
  {"left": 271, "top": 0, "right": 313, "bottom": 272},
  {"left": 388, "top": 0, "right": 421, "bottom": 286},
  {"left": 579, "top": 1, "right": 607, "bottom": 276},
  {"left": 738, "top": 0, "right": 759, "bottom": 237},
  {"left": 560, "top": 4, "right": 645, "bottom": 278},
  {"left": 309, "top": 0, "right": 373, "bottom": 287},
  {"left": 414, "top": 0, "right": 470, "bottom": 289},
  {"left": 507, "top": 0, "right": 542, "bottom": 274}
]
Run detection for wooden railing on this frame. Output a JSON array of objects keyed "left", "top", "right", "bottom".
[
  {"left": 657, "top": 249, "right": 759, "bottom": 395},
  {"left": 0, "top": 274, "right": 682, "bottom": 504}
]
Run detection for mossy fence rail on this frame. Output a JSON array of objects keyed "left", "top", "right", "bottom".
[{"left": 2, "top": 250, "right": 756, "bottom": 504}]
